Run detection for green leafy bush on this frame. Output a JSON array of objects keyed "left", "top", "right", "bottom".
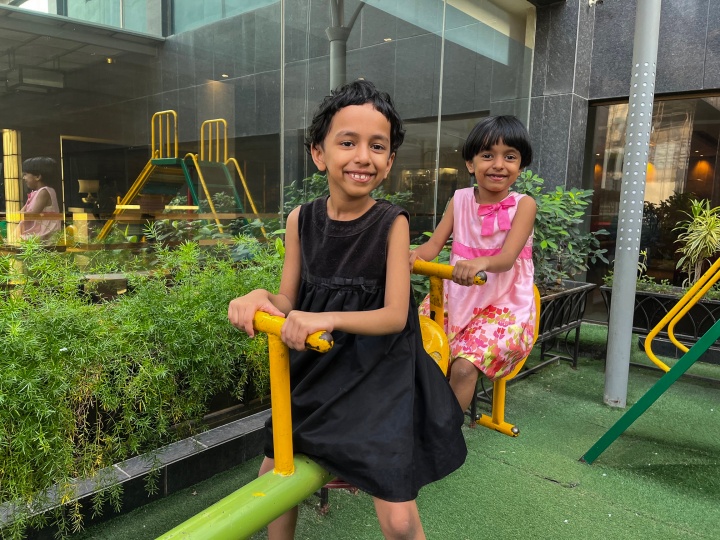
[
  {"left": 513, "top": 170, "right": 608, "bottom": 292},
  {"left": 0, "top": 237, "right": 281, "bottom": 538}
]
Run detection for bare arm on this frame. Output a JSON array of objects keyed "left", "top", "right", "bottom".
[
  {"left": 411, "top": 197, "right": 455, "bottom": 264},
  {"left": 452, "top": 195, "right": 537, "bottom": 285},
  {"left": 22, "top": 188, "right": 51, "bottom": 214},
  {"left": 280, "top": 215, "right": 411, "bottom": 350},
  {"left": 227, "top": 207, "right": 301, "bottom": 336}
]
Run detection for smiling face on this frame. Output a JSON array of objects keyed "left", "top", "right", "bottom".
[
  {"left": 466, "top": 140, "right": 522, "bottom": 202},
  {"left": 310, "top": 103, "right": 395, "bottom": 202}
]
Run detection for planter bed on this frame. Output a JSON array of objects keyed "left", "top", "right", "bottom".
[
  {"left": 533, "top": 280, "right": 597, "bottom": 374},
  {"left": 600, "top": 285, "right": 720, "bottom": 364},
  {"left": 5, "top": 411, "right": 270, "bottom": 540}
]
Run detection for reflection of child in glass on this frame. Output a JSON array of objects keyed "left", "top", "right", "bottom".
[
  {"left": 19, "top": 157, "right": 61, "bottom": 243},
  {"left": 228, "top": 80, "right": 466, "bottom": 540},
  {"left": 410, "top": 116, "right": 537, "bottom": 413}
]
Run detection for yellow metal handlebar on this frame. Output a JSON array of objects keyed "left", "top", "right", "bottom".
[
  {"left": 412, "top": 259, "right": 487, "bottom": 285},
  {"left": 252, "top": 311, "right": 334, "bottom": 352},
  {"left": 251, "top": 311, "right": 333, "bottom": 476}
]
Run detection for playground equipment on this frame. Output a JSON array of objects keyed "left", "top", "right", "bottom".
[
  {"left": 412, "top": 259, "right": 486, "bottom": 375},
  {"left": 415, "top": 258, "right": 542, "bottom": 436},
  {"left": 97, "top": 110, "right": 265, "bottom": 241},
  {"left": 581, "top": 257, "right": 720, "bottom": 464},
  {"left": 157, "top": 261, "right": 488, "bottom": 538},
  {"left": 157, "top": 311, "right": 334, "bottom": 539},
  {"left": 472, "top": 284, "right": 541, "bottom": 436}
]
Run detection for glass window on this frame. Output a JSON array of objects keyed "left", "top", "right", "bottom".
[
  {"left": 587, "top": 97, "right": 720, "bottom": 320},
  {"left": 282, "top": 0, "right": 534, "bottom": 241},
  {"left": 2, "top": 0, "right": 534, "bottom": 269}
]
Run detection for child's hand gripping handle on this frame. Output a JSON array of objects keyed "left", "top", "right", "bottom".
[
  {"left": 252, "top": 311, "right": 334, "bottom": 352},
  {"left": 412, "top": 259, "right": 487, "bottom": 285}
]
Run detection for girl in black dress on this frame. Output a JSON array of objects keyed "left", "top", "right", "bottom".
[{"left": 228, "top": 80, "right": 466, "bottom": 540}]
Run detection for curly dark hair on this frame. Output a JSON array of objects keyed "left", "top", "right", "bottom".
[{"left": 305, "top": 79, "right": 405, "bottom": 155}]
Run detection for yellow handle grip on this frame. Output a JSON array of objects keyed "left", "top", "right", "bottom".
[
  {"left": 252, "top": 312, "right": 334, "bottom": 353},
  {"left": 412, "top": 259, "right": 487, "bottom": 285}
]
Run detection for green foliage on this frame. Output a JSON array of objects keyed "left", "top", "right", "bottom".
[
  {"left": 0, "top": 237, "right": 282, "bottom": 537},
  {"left": 602, "top": 249, "right": 674, "bottom": 294},
  {"left": 674, "top": 199, "right": 720, "bottom": 286},
  {"left": 513, "top": 170, "right": 608, "bottom": 292},
  {"left": 142, "top": 192, "right": 247, "bottom": 246},
  {"left": 409, "top": 233, "right": 451, "bottom": 304},
  {"left": 652, "top": 190, "right": 697, "bottom": 261}
]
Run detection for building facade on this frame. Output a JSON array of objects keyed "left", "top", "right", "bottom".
[{"left": 1, "top": 0, "right": 719, "bottom": 319}]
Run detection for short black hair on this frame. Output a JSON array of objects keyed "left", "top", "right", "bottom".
[
  {"left": 461, "top": 115, "right": 532, "bottom": 168},
  {"left": 22, "top": 156, "right": 57, "bottom": 180},
  {"left": 305, "top": 79, "right": 405, "bottom": 155}
]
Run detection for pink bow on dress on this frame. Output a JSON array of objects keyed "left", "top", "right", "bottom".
[{"left": 477, "top": 198, "right": 516, "bottom": 236}]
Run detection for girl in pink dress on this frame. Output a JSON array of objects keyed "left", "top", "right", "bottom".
[
  {"left": 19, "top": 157, "right": 62, "bottom": 244},
  {"left": 411, "top": 116, "right": 537, "bottom": 412}
]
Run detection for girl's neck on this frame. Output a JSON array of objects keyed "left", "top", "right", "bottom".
[
  {"left": 474, "top": 186, "right": 511, "bottom": 205},
  {"left": 326, "top": 193, "right": 375, "bottom": 221}
]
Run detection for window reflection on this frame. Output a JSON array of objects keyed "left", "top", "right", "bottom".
[
  {"left": 588, "top": 98, "right": 720, "bottom": 320},
  {"left": 1, "top": 0, "right": 534, "bottom": 275}
]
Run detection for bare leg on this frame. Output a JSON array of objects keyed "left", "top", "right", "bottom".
[
  {"left": 448, "top": 357, "right": 480, "bottom": 412},
  {"left": 258, "top": 457, "right": 299, "bottom": 540},
  {"left": 373, "top": 498, "right": 426, "bottom": 540}
]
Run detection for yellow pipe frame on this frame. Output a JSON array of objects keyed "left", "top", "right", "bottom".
[
  {"left": 200, "top": 118, "right": 228, "bottom": 163},
  {"left": 268, "top": 334, "right": 294, "bottom": 475},
  {"left": 227, "top": 157, "right": 267, "bottom": 239},
  {"left": 96, "top": 160, "right": 157, "bottom": 241},
  {"left": 252, "top": 311, "right": 333, "bottom": 476},
  {"left": 184, "top": 152, "right": 224, "bottom": 233},
  {"left": 151, "top": 110, "right": 178, "bottom": 159},
  {"left": 645, "top": 256, "right": 720, "bottom": 371}
]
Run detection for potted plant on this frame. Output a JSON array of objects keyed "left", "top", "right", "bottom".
[
  {"left": 510, "top": 170, "right": 608, "bottom": 369},
  {"left": 601, "top": 198, "right": 720, "bottom": 363}
]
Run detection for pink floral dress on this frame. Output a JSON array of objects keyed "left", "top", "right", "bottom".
[{"left": 420, "top": 188, "right": 535, "bottom": 380}]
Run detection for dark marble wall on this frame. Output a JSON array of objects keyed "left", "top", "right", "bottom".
[
  {"left": 590, "top": 0, "right": 718, "bottom": 99},
  {"left": 532, "top": 0, "right": 720, "bottom": 190},
  {"left": 529, "top": 0, "right": 595, "bottom": 189}
]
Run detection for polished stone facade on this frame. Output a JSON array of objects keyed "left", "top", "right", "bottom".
[{"left": 535, "top": 0, "right": 720, "bottom": 189}]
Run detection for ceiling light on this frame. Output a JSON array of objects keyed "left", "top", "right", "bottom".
[{"left": 7, "top": 66, "right": 64, "bottom": 93}]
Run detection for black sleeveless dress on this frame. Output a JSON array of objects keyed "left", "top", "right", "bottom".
[{"left": 264, "top": 196, "right": 467, "bottom": 502}]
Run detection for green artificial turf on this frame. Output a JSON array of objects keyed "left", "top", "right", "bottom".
[{"left": 69, "top": 323, "right": 720, "bottom": 540}]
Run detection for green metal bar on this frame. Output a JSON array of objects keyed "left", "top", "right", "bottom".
[
  {"left": 581, "top": 317, "right": 720, "bottom": 465},
  {"left": 156, "top": 455, "right": 333, "bottom": 539},
  {"left": 179, "top": 157, "right": 200, "bottom": 209}
]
